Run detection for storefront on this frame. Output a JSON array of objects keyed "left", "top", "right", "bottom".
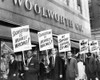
[{"left": 0, "top": 0, "right": 91, "bottom": 79}]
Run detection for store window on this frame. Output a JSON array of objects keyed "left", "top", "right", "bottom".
[
  {"left": 66, "top": 0, "right": 70, "bottom": 6},
  {"left": 0, "top": 41, "right": 13, "bottom": 79},
  {"left": 77, "top": 0, "right": 82, "bottom": 14},
  {"left": 54, "top": 0, "right": 69, "bottom": 5}
]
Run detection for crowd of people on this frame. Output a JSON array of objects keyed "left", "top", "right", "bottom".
[{"left": 0, "top": 47, "right": 100, "bottom": 80}]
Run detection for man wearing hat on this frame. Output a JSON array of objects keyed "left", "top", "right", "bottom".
[{"left": 84, "top": 52, "right": 97, "bottom": 80}]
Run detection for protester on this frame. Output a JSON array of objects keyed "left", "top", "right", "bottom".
[
  {"left": 16, "top": 54, "right": 24, "bottom": 80},
  {"left": 49, "top": 48, "right": 62, "bottom": 80},
  {"left": 8, "top": 54, "right": 18, "bottom": 80},
  {"left": 65, "top": 51, "right": 78, "bottom": 80},
  {"left": 76, "top": 53, "right": 86, "bottom": 80},
  {"left": 84, "top": 52, "right": 97, "bottom": 80},
  {"left": 23, "top": 49, "right": 39, "bottom": 80},
  {"left": 59, "top": 52, "right": 66, "bottom": 80},
  {"left": 39, "top": 54, "right": 47, "bottom": 80},
  {"left": 96, "top": 55, "right": 100, "bottom": 80}
]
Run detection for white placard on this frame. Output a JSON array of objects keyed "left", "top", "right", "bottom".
[
  {"left": 38, "top": 29, "right": 54, "bottom": 51},
  {"left": 58, "top": 33, "right": 71, "bottom": 52},
  {"left": 79, "top": 39, "right": 88, "bottom": 54},
  {"left": 89, "top": 40, "right": 99, "bottom": 53},
  {"left": 11, "top": 25, "right": 32, "bottom": 52}
]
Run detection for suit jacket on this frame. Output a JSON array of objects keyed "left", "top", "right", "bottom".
[
  {"left": 17, "top": 61, "right": 24, "bottom": 79},
  {"left": 59, "top": 57, "right": 66, "bottom": 80},
  {"left": 24, "top": 56, "right": 39, "bottom": 80},
  {"left": 49, "top": 55, "right": 61, "bottom": 80},
  {"left": 8, "top": 60, "right": 18, "bottom": 80},
  {"left": 84, "top": 57, "right": 97, "bottom": 75},
  {"left": 39, "top": 62, "right": 46, "bottom": 76},
  {"left": 96, "top": 59, "right": 100, "bottom": 77},
  {"left": 66, "top": 57, "right": 78, "bottom": 79},
  {"left": 97, "top": 59, "right": 100, "bottom": 72}
]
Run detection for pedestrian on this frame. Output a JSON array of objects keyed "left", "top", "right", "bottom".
[
  {"left": 23, "top": 49, "right": 39, "bottom": 80},
  {"left": 39, "top": 54, "right": 47, "bottom": 80},
  {"left": 49, "top": 48, "right": 62, "bottom": 80},
  {"left": 59, "top": 52, "right": 66, "bottom": 80},
  {"left": 65, "top": 51, "right": 78, "bottom": 80},
  {"left": 76, "top": 53, "right": 86, "bottom": 80},
  {"left": 16, "top": 54, "right": 24, "bottom": 80},
  {"left": 8, "top": 54, "right": 18, "bottom": 80},
  {"left": 84, "top": 52, "right": 97, "bottom": 80},
  {"left": 96, "top": 55, "right": 100, "bottom": 80}
]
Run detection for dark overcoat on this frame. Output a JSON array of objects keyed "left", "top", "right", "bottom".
[{"left": 24, "top": 57, "right": 39, "bottom": 80}]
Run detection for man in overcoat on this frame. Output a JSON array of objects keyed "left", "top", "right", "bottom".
[
  {"left": 65, "top": 51, "right": 78, "bottom": 80},
  {"left": 49, "top": 48, "right": 62, "bottom": 80},
  {"left": 24, "top": 49, "right": 39, "bottom": 80},
  {"left": 84, "top": 52, "right": 97, "bottom": 80}
]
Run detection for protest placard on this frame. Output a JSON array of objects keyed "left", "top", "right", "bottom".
[
  {"left": 89, "top": 40, "right": 99, "bottom": 53},
  {"left": 11, "top": 25, "right": 32, "bottom": 52},
  {"left": 38, "top": 29, "right": 54, "bottom": 51},
  {"left": 58, "top": 33, "right": 71, "bottom": 52},
  {"left": 79, "top": 39, "right": 88, "bottom": 54}
]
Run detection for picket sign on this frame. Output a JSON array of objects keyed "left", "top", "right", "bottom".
[
  {"left": 11, "top": 25, "right": 32, "bottom": 52},
  {"left": 58, "top": 33, "right": 71, "bottom": 52},
  {"left": 79, "top": 39, "right": 88, "bottom": 54},
  {"left": 89, "top": 40, "right": 99, "bottom": 53},
  {"left": 11, "top": 25, "right": 32, "bottom": 66},
  {"left": 38, "top": 29, "right": 54, "bottom": 51}
]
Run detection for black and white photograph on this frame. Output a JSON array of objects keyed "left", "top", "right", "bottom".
[{"left": 0, "top": 0, "right": 100, "bottom": 80}]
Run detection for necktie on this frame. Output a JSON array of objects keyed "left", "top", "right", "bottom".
[
  {"left": 68, "top": 58, "right": 71, "bottom": 64},
  {"left": 87, "top": 58, "right": 89, "bottom": 63},
  {"left": 52, "top": 57, "right": 55, "bottom": 67},
  {"left": 27, "top": 59, "right": 30, "bottom": 66}
]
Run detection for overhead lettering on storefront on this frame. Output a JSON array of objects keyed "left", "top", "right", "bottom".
[
  {"left": 13, "top": 0, "right": 83, "bottom": 33},
  {"left": 13, "top": 0, "right": 23, "bottom": 7}
]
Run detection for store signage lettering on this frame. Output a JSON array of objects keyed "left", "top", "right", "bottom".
[{"left": 13, "top": 0, "right": 83, "bottom": 32}]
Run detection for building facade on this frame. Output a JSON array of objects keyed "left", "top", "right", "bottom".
[
  {"left": 89, "top": 0, "right": 100, "bottom": 29},
  {"left": 89, "top": 0, "right": 100, "bottom": 46},
  {"left": 0, "top": 0, "right": 91, "bottom": 79},
  {"left": 0, "top": 0, "right": 91, "bottom": 58}
]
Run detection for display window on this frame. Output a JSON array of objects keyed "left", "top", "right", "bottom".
[{"left": 0, "top": 40, "right": 13, "bottom": 79}]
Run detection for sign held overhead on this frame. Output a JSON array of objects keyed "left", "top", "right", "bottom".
[
  {"left": 89, "top": 40, "right": 99, "bottom": 53},
  {"left": 58, "top": 33, "right": 71, "bottom": 52},
  {"left": 79, "top": 39, "right": 88, "bottom": 54},
  {"left": 38, "top": 29, "right": 54, "bottom": 51},
  {"left": 11, "top": 25, "right": 32, "bottom": 52}
]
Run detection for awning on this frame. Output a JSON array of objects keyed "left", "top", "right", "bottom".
[{"left": 71, "top": 41, "right": 79, "bottom": 49}]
